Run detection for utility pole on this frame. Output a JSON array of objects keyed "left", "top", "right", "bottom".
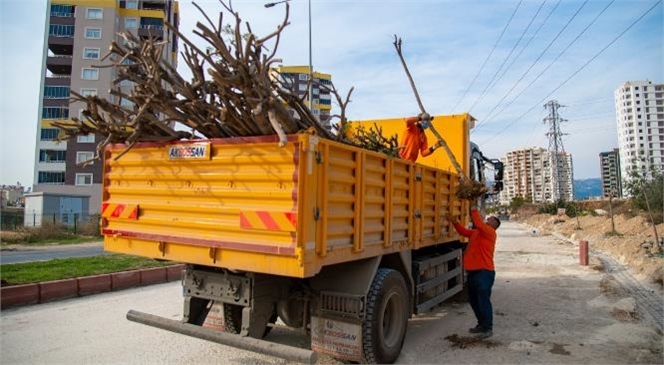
[{"left": 543, "top": 100, "right": 568, "bottom": 202}]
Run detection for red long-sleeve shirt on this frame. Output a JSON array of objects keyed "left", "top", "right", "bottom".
[{"left": 452, "top": 209, "right": 497, "bottom": 271}]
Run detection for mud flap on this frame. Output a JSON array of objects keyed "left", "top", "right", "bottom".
[{"left": 310, "top": 316, "right": 363, "bottom": 362}]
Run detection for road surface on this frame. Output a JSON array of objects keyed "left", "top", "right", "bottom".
[
  {"left": 1, "top": 221, "right": 662, "bottom": 364},
  {"left": 0, "top": 242, "right": 105, "bottom": 264}
]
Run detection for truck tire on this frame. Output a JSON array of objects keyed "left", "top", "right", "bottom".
[
  {"left": 222, "top": 303, "right": 242, "bottom": 334},
  {"left": 362, "top": 268, "right": 409, "bottom": 364},
  {"left": 223, "top": 303, "right": 277, "bottom": 338}
]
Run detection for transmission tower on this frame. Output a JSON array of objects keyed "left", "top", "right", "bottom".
[{"left": 543, "top": 100, "right": 568, "bottom": 201}]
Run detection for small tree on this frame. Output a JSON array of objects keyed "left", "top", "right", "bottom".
[
  {"left": 623, "top": 165, "right": 663, "bottom": 224},
  {"left": 509, "top": 195, "right": 529, "bottom": 211},
  {"left": 623, "top": 161, "right": 663, "bottom": 254}
]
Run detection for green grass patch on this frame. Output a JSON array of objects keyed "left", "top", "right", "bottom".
[
  {"left": 0, "top": 254, "right": 173, "bottom": 285},
  {"left": 1, "top": 235, "right": 102, "bottom": 247}
]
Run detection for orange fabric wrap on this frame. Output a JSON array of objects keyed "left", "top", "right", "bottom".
[{"left": 452, "top": 209, "right": 496, "bottom": 271}]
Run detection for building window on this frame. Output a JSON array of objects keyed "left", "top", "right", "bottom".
[
  {"left": 81, "top": 68, "right": 99, "bottom": 80},
  {"left": 126, "top": 0, "right": 139, "bottom": 9},
  {"left": 119, "top": 79, "right": 134, "bottom": 88},
  {"left": 75, "top": 173, "right": 94, "bottom": 186},
  {"left": 140, "top": 17, "right": 164, "bottom": 29},
  {"left": 77, "top": 134, "right": 95, "bottom": 143},
  {"left": 40, "top": 128, "right": 60, "bottom": 141},
  {"left": 298, "top": 74, "right": 308, "bottom": 81},
  {"left": 76, "top": 151, "right": 95, "bottom": 164},
  {"left": 86, "top": 8, "right": 103, "bottom": 20},
  {"left": 125, "top": 18, "right": 138, "bottom": 29},
  {"left": 51, "top": 4, "right": 74, "bottom": 17},
  {"left": 43, "top": 86, "right": 70, "bottom": 99},
  {"left": 42, "top": 107, "right": 69, "bottom": 119},
  {"left": 83, "top": 47, "right": 100, "bottom": 60},
  {"left": 85, "top": 27, "right": 102, "bottom": 39},
  {"left": 49, "top": 24, "right": 75, "bottom": 37},
  {"left": 39, "top": 149, "right": 66, "bottom": 163},
  {"left": 120, "top": 99, "right": 134, "bottom": 108},
  {"left": 80, "top": 88, "right": 97, "bottom": 97},
  {"left": 38, "top": 172, "right": 65, "bottom": 184}
]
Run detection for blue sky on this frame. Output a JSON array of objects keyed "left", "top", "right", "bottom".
[{"left": 1, "top": 0, "right": 662, "bottom": 187}]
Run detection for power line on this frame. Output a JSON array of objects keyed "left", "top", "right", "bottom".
[
  {"left": 478, "top": 0, "right": 662, "bottom": 145},
  {"left": 480, "top": 0, "right": 614, "bottom": 127},
  {"left": 474, "top": 0, "right": 560, "bottom": 123},
  {"left": 564, "top": 96, "right": 614, "bottom": 108},
  {"left": 449, "top": 0, "right": 523, "bottom": 112},
  {"left": 476, "top": 0, "right": 588, "bottom": 128},
  {"left": 468, "top": 0, "right": 548, "bottom": 113}
]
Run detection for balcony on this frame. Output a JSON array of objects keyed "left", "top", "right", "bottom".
[
  {"left": 142, "top": 0, "right": 166, "bottom": 11},
  {"left": 46, "top": 55, "right": 72, "bottom": 75},
  {"left": 48, "top": 37, "right": 73, "bottom": 56},
  {"left": 50, "top": 4, "right": 75, "bottom": 19},
  {"left": 45, "top": 77, "right": 72, "bottom": 86},
  {"left": 138, "top": 25, "right": 164, "bottom": 39}
]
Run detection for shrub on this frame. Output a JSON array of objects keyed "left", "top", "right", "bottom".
[{"left": 537, "top": 200, "right": 581, "bottom": 218}]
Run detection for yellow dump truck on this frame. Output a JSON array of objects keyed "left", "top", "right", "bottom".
[{"left": 103, "top": 113, "right": 503, "bottom": 364}]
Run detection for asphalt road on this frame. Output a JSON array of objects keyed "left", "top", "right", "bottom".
[
  {"left": 1, "top": 222, "right": 662, "bottom": 364},
  {"left": 0, "top": 243, "right": 105, "bottom": 264}
]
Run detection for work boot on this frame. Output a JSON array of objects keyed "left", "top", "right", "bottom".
[
  {"left": 475, "top": 329, "right": 493, "bottom": 339},
  {"left": 468, "top": 325, "right": 483, "bottom": 334}
]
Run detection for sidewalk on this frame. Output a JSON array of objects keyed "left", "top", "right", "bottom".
[{"left": 1, "top": 242, "right": 184, "bottom": 309}]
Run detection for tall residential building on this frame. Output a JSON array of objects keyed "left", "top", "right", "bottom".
[
  {"left": 599, "top": 149, "right": 622, "bottom": 198},
  {"left": 274, "top": 65, "right": 333, "bottom": 129},
  {"left": 499, "top": 147, "right": 574, "bottom": 205},
  {"left": 34, "top": 0, "right": 179, "bottom": 214},
  {"left": 614, "top": 80, "right": 664, "bottom": 194}
]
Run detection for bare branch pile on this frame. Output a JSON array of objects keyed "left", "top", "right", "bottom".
[{"left": 55, "top": 2, "right": 346, "bottom": 156}]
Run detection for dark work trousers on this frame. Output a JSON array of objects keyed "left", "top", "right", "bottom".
[{"left": 466, "top": 269, "right": 496, "bottom": 331}]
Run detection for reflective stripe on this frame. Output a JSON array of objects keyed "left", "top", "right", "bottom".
[
  {"left": 239, "top": 211, "right": 297, "bottom": 232},
  {"left": 102, "top": 202, "right": 138, "bottom": 219}
]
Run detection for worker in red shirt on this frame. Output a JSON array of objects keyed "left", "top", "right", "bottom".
[
  {"left": 448, "top": 205, "right": 501, "bottom": 339},
  {"left": 398, "top": 112, "right": 443, "bottom": 162}
]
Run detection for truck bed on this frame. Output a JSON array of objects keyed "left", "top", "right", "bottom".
[{"left": 102, "top": 133, "right": 464, "bottom": 278}]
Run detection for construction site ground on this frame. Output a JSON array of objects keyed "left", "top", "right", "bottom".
[{"left": 2, "top": 219, "right": 662, "bottom": 364}]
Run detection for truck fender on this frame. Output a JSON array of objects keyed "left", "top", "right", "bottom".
[{"left": 308, "top": 256, "right": 381, "bottom": 296}]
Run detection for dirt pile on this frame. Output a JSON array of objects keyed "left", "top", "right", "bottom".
[{"left": 517, "top": 213, "right": 664, "bottom": 288}]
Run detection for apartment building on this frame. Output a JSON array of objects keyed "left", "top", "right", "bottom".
[
  {"left": 599, "top": 149, "right": 622, "bottom": 198},
  {"left": 274, "top": 65, "right": 333, "bottom": 129},
  {"left": 34, "top": 0, "right": 179, "bottom": 214},
  {"left": 499, "top": 147, "right": 574, "bottom": 205},
  {"left": 614, "top": 80, "right": 664, "bottom": 194}
]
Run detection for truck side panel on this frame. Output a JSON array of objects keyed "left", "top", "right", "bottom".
[
  {"left": 103, "top": 136, "right": 307, "bottom": 277},
  {"left": 103, "top": 134, "right": 464, "bottom": 279}
]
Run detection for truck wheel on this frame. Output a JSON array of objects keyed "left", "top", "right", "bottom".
[
  {"left": 223, "top": 303, "right": 277, "bottom": 338},
  {"left": 362, "top": 268, "right": 409, "bottom": 364},
  {"left": 261, "top": 310, "right": 279, "bottom": 338},
  {"left": 222, "top": 303, "right": 242, "bottom": 334}
]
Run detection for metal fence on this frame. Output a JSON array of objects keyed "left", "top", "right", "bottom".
[{"left": 1, "top": 211, "right": 100, "bottom": 235}]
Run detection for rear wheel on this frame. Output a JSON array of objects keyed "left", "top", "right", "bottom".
[
  {"left": 362, "top": 268, "right": 409, "bottom": 364},
  {"left": 222, "top": 303, "right": 242, "bottom": 334},
  {"left": 223, "top": 303, "right": 277, "bottom": 338}
]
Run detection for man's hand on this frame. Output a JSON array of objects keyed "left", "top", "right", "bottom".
[
  {"left": 435, "top": 140, "right": 444, "bottom": 149},
  {"left": 445, "top": 213, "right": 459, "bottom": 225}
]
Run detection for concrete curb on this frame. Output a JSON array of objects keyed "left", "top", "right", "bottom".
[{"left": 1, "top": 264, "right": 185, "bottom": 309}]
